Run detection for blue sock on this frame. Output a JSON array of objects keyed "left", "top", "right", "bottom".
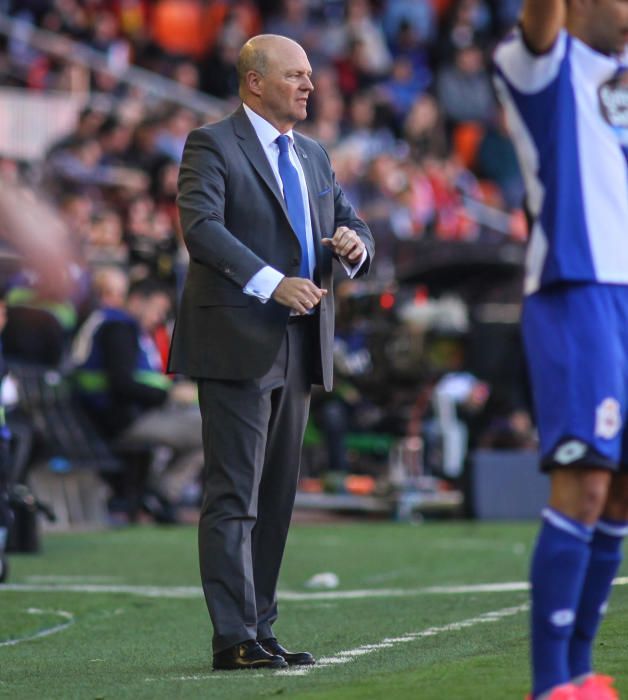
[
  {"left": 530, "top": 508, "right": 593, "bottom": 698},
  {"left": 568, "top": 518, "right": 626, "bottom": 680}
]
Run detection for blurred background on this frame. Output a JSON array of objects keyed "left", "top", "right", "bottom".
[{"left": 0, "top": 0, "right": 543, "bottom": 548}]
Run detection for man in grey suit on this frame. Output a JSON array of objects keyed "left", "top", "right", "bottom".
[{"left": 169, "top": 34, "right": 374, "bottom": 671}]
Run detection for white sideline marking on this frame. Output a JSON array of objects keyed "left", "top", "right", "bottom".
[
  {"left": 1, "top": 577, "right": 628, "bottom": 600},
  {"left": 25, "top": 575, "right": 122, "bottom": 583},
  {"left": 0, "top": 584, "right": 200, "bottom": 598},
  {"left": 144, "top": 605, "right": 530, "bottom": 684},
  {"left": 274, "top": 604, "right": 529, "bottom": 677},
  {"left": 0, "top": 608, "right": 74, "bottom": 647},
  {"left": 423, "top": 582, "right": 529, "bottom": 595},
  {"left": 145, "top": 673, "right": 267, "bottom": 682}
]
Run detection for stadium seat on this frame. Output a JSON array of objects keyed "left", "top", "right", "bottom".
[{"left": 453, "top": 121, "right": 485, "bottom": 170}]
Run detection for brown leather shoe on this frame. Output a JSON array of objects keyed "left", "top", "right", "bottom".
[
  {"left": 259, "top": 637, "right": 316, "bottom": 666},
  {"left": 212, "top": 640, "right": 288, "bottom": 670}
]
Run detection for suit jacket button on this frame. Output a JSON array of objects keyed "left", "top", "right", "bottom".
[{"left": 291, "top": 257, "right": 299, "bottom": 265}]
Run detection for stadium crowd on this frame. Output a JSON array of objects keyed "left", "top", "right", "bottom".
[{"left": 0, "top": 0, "right": 534, "bottom": 523}]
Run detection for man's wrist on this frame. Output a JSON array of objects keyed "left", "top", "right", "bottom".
[{"left": 243, "top": 266, "right": 285, "bottom": 302}]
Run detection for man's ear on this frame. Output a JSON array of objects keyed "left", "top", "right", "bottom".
[{"left": 246, "top": 71, "right": 263, "bottom": 98}]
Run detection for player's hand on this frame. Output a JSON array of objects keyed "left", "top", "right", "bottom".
[
  {"left": 321, "top": 226, "right": 365, "bottom": 264},
  {"left": 272, "top": 277, "right": 327, "bottom": 315}
]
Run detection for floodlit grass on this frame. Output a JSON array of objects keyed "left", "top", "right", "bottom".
[{"left": 1, "top": 522, "right": 627, "bottom": 699}]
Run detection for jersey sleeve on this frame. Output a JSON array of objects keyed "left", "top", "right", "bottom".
[{"left": 493, "top": 27, "right": 568, "bottom": 95}]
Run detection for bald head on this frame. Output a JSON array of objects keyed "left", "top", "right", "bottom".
[
  {"left": 237, "top": 35, "right": 305, "bottom": 94},
  {"left": 237, "top": 34, "right": 314, "bottom": 132}
]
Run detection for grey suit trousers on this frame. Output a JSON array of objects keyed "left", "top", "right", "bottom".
[{"left": 196, "top": 316, "right": 314, "bottom": 652}]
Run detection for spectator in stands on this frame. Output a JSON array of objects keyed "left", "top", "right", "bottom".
[
  {"left": 46, "top": 105, "right": 107, "bottom": 158},
  {"left": 475, "top": 107, "right": 525, "bottom": 210},
  {"left": 382, "top": 0, "right": 436, "bottom": 47},
  {"left": 97, "top": 116, "right": 134, "bottom": 167},
  {"left": 154, "top": 107, "right": 198, "bottom": 163},
  {"left": 126, "top": 200, "right": 179, "bottom": 288},
  {"left": 380, "top": 55, "right": 431, "bottom": 125},
  {"left": 436, "top": 44, "right": 496, "bottom": 129},
  {"left": 170, "top": 60, "right": 201, "bottom": 91},
  {"left": 438, "top": 0, "right": 493, "bottom": 60},
  {"left": 152, "top": 158, "right": 179, "bottom": 208},
  {"left": 47, "top": 137, "right": 106, "bottom": 188},
  {"left": 488, "top": 0, "right": 521, "bottom": 31},
  {"left": 58, "top": 191, "right": 94, "bottom": 246},
  {"left": 47, "top": 136, "right": 148, "bottom": 195},
  {"left": 389, "top": 161, "right": 437, "bottom": 241},
  {"left": 90, "top": 9, "right": 129, "bottom": 72},
  {"left": 303, "top": 87, "right": 344, "bottom": 147},
  {"left": 403, "top": 94, "right": 449, "bottom": 161},
  {"left": 201, "top": 0, "right": 262, "bottom": 56},
  {"left": 71, "top": 273, "right": 167, "bottom": 440},
  {"left": 124, "top": 116, "right": 167, "bottom": 176},
  {"left": 325, "top": 147, "right": 365, "bottom": 213},
  {"left": 85, "top": 209, "right": 128, "bottom": 269},
  {"left": 265, "top": 0, "right": 318, "bottom": 53},
  {"left": 344, "top": 0, "right": 392, "bottom": 78},
  {"left": 71, "top": 273, "right": 202, "bottom": 520},
  {"left": 199, "top": 29, "right": 242, "bottom": 100},
  {"left": 340, "top": 91, "right": 396, "bottom": 161},
  {"left": 336, "top": 36, "right": 385, "bottom": 96},
  {"left": 90, "top": 265, "right": 127, "bottom": 311},
  {"left": 387, "top": 18, "right": 433, "bottom": 91}
]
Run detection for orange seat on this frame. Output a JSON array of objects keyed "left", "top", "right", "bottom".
[
  {"left": 151, "top": 0, "right": 206, "bottom": 57},
  {"left": 453, "top": 121, "right": 485, "bottom": 169}
]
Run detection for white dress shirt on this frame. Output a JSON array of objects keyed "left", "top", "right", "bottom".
[{"left": 241, "top": 103, "right": 366, "bottom": 301}]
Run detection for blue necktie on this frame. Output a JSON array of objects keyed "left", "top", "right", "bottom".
[{"left": 276, "top": 135, "right": 310, "bottom": 279}]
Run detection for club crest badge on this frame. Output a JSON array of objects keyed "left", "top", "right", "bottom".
[
  {"left": 595, "top": 397, "right": 622, "bottom": 440},
  {"left": 599, "top": 68, "right": 628, "bottom": 146}
]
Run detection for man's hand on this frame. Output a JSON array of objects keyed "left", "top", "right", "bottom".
[
  {"left": 321, "top": 226, "right": 366, "bottom": 264},
  {"left": 272, "top": 277, "right": 327, "bottom": 315}
]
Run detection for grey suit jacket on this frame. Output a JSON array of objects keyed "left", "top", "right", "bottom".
[{"left": 168, "top": 105, "right": 374, "bottom": 390}]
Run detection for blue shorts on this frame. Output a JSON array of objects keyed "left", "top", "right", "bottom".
[{"left": 522, "top": 283, "right": 628, "bottom": 472}]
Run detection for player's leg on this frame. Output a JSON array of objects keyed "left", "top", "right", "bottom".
[
  {"left": 568, "top": 285, "right": 628, "bottom": 696},
  {"left": 522, "top": 284, "right": 623, "bottom": 699},
  {"left": 569, "top": 472, "right": 628, "bottom": 685},
  {"left": 529, "top": 468, "right": 610, "bottom": 699}
]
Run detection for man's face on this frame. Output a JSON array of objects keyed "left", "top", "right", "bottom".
[
  {"left": 257, "top": 43, "right": 314, "bottom": 130},
  {"left": 101, "top": 274, "right": 128, "bottom": 309},
  {"left": 588, "top": 0, "right": 628, "bottom": 55},
  {"left": 135, "top": 292, "right": 170, "bottom": 332}
]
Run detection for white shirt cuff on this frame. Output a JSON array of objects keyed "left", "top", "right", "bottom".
[
  {"left": 340, "top": 248, "right": 368, "bottom": 278},
  {"left": 243, "top": 266, "right": 285, "bottom": 302}
]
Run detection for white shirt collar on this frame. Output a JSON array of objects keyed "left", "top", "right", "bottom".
[{"left": 243, "top": 103, "right": 295, "bottom": 149}]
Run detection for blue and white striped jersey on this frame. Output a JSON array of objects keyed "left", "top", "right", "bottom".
[{"left": 493, "top": 29, "right": 628, "bottom": 295}]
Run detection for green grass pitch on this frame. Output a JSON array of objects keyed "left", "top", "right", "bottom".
[{"left": 1, "top": 522, "right": 627, "bottom": 699}]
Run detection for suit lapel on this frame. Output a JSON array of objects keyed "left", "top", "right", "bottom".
[
  {"left": 231, "top": 106, "right": 291, "bottom": 223},
  {"left": 232, "top": 107, "right": 325, "bottom": 277}
]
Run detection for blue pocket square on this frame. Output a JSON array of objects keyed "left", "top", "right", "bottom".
[{"left": 318, "top": 187, "right": 331, "bottom": 197}]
